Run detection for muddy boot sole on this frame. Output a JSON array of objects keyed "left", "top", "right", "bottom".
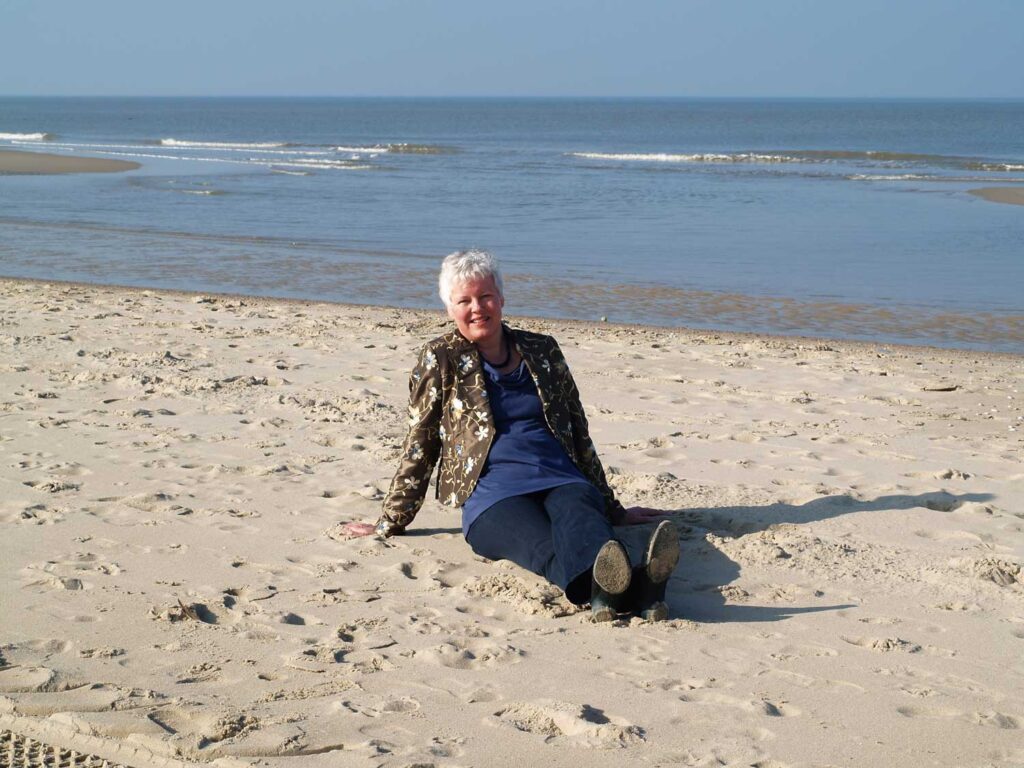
[
  {"left": 591, "top": 540, "right": 631, "bottom": 622},
  {"left": 645, "top": 520, "right": 680, "bottom": 585}
]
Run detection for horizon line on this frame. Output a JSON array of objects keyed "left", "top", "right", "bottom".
[{"left": 3, "top": 93, "right": 1024, "bottom": 101}]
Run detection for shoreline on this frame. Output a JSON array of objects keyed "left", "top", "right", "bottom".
[
  {"left": 3, "top": 274, "right": 1020, "bottom": 361},
  {"left": 0, "top": 148, "right": 140, "bottom": 174}
]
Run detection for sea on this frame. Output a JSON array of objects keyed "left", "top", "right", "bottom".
[{"left": 1, "top": 97, "right": 1022, "bottom": 352}]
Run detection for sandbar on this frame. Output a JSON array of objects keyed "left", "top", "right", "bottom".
[
  {"left": 0, "top": 148, "right": 140, "bottom": 175},
  {"left": 968, "top": 186, "right": 1024, "bottom": 207}
]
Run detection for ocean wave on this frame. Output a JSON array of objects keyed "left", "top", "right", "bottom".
[
  {"left": 571, "top": 148, "right": 1024, "bottom": 172},
  {"left": 159, "top": 138, "right": 288, "bottom": 149},
  {"left": 334, "top": 145, "right": 387, "bottom": 154},
  {"left": 66, "top": 148, "right": 373, "bottom": 171},
  {"left": 964, "top": 162, "right": 1024, "bottom": 172},
  {"left": 274, "top": 162, "right": 374, "bottom": 171},
  {"left": 19, "top": 139, "right": 332, "bottom": 157},
  {"left": 178, "top": 189, "right": 227, "bottom": 196},
  {"left": 0, "top": 132, "right": 55, "bottom": 141},
  {"left": 790, "top": 150, "right": 949, "bottom": 163},
  {"left": 385, "top": 143, "right": 457, "bottom": 154},
  {"left": 848, "top": 173, "right": 1024, "bottom": 183},
  {"left": 790, "top": 150, "right": 1024, "bottom": 171},
  {"left": 570, "top": 152, "right": 813, "bottom": 164}
]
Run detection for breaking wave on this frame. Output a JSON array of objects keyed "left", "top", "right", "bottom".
[
  {"left": 571, "top": 149, "right": 1024, "bottom": 173},
  {"left": 159, "top": 138, "right": 289, "bottom": 149},
  {"left": 848, "top": 173, "right": 1024, "bottom": 183},
  {"left": 0, "top": 132, "right": 55, "bottom": 141},
  {"left": 385, "top": 143, "right": 457, "bottom": 154},
  {"left": 570, "top": 152, "right": 813, "bottom": 164}
]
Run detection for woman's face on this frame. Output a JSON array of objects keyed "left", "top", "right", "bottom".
[{"left": 447, "top": 275, "right": 504, "bottom": 346}]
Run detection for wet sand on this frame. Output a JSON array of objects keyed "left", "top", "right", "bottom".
[
  {"left": 0, "top": 149, "right": 140, "bottom": 175},
  {"left": 1, "top": 277, "right": 1022, "bottom": 767},
  {"left": 968, "top": 187, "right": 1024, "bottom": 207}
]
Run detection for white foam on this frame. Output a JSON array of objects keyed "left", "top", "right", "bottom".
[
  {"left": 33, "top": 140, "right": 332, "bottom": 157},
  {"left": 335, "top": 145, "right": 387, "bottom": 154},
  {"left": 848, "top": 173, "right": 935, "bottom": 181},
  {"left": 160, "top": 138, "right": 288, "bottom": 149},
  {"left": 570, "top": 151, "right": 812, "bottom": 164},
  {"left": 0, "top": 132, "right": 53, "bottom": 141},
  {"left": 81, "top": 147, "right": 372, "bottom": 171},
  {"left": 847, "top": 173, "right": 1024, "bottom": 182},
  {"left": 978, "top": 163, "right": 1024, "bottom": 172}
]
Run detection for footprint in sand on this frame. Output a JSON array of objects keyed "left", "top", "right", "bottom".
[
  {"left": 0, "top": 666, "right": 60, "bottom": 694},
  {"left": 22, "top": 479, "right": 80, "bottom": 494},
  {"left": 841, "top": 635, "right": 922, "bottom": 653},
  {"left": 489, "top": 700, "right": 645, "bottom": 749},
  {"left": 147, "top": 705, "right": 259, "bottom": 746},
  {"left": 418, "top": 638, "right": 524, "bottom": 669},
  {"left": 336, "top": 617, "right": 396, "bottom": 650},
  {"left": 677, "top": 689, "right": 802, "bottom": 718},
  {"left": 10, "top": 504, "right": 66, "bottom": 525},
  {"left": 897, "top": 705, "right": 1020, "bottom": 730},
  {"left": 758, "top": 668, "right": 865, "bottom": 693},
  {"left": 337, "top": 694, "right": 421, "bottom": 718},
  {"left": 631, "top": 676, "right": 721, "bottom": 693},
  {"left": 21, "top": 552, "right": 122, "bottom": 592}
]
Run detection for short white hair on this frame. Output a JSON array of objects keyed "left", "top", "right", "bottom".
[{"left": 438, "top": 249, "right": 504, "bottom": 308}]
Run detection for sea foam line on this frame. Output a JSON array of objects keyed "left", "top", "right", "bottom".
[
  {"left": 570, "top": 149, "right": 1024, "bottom": 171},
  {"left": 848, "top": 173, "right": 1024, "bottom": 183},
  {"left": 68, "top": 148, "right": 372, "bottom": 171},
  {"left": 570, "top": 152, "right": 815, "bottom": 164},
  {"left": 160, "top": 138, "right": 288, "bottom": 149},
  {"left": 13, "top": 139, "right": 335, "bottom": 157},
  {"left": 0, "top": 132, "right": 55, "bottom": 141}
]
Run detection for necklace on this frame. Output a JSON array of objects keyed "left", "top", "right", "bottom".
[{"left": 484, "top": 328, "right": 512, "bottom": 369}]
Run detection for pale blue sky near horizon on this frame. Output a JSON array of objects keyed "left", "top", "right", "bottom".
[{"left": 1, "top": 0, "right": 1022, "bottom": 98}]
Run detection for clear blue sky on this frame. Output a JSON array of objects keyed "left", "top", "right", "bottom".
[{"left": 2, "top": 0, "right": 1022, "bottom": 98}]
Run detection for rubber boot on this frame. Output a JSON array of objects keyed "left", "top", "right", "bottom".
[
  {"left": 634, "top": 520, "right": 680, "bottom": 621},
  {"left": 591, "top": 539, "right": 632, "bottom": 622}
]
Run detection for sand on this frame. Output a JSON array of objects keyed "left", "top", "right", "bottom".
[
  {"left": 1, "top": 277, "right": 1022, "bottom": 768},
  {"left": 0, "top": 150, "right": 140, "bottom": 175},
  {"left": 968, "top": 187, "right": 1024, "bottom": 208}
]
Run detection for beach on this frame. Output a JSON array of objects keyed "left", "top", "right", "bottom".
[{"left": 1, "top": 277, "right": 1022, "bottom": 767}]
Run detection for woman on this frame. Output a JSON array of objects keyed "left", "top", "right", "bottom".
[{"left": 343, "top": 250, "right": 679, "bottom": 621}]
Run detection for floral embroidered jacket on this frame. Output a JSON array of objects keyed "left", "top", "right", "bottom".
[{"left": 377, "top": 326, "right": 626, "bottom": 532}]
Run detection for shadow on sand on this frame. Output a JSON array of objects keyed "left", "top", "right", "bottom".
[{"left": 614, "top": 490, "right": 996, "bottom": 624}]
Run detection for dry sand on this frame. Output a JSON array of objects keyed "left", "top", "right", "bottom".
[
  {"left": 0, "top": 150, "right": 140, "bottom": 175},
  {"left": 968, "top": 187, "right": 1024, "bottom": 208},
  {"left": 1, "top": 278, "right": 1022, "bottom": 768}
]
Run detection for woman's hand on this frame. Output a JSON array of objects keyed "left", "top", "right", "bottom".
[
  {"left": 623, "top": 506, "right": 668, "bottom": 525},
  {"left": 339, "top": 521, "right": 377, "bottom": 538}
]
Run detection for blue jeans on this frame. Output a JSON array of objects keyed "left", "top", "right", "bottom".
[{"left": 464, "top": 482, "right": 615, "bottom": 605}]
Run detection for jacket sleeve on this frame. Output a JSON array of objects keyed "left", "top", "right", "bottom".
[
  {"left": 377, "top": 344, "right": 444, "bottom": 532},
  {"left": 550, "top": 339, "right": 627, "bottom": 525}
]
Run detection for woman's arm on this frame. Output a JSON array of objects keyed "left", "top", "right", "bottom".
[{"left": 374, "top": 344, "right": 445, "bottom": 535}]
